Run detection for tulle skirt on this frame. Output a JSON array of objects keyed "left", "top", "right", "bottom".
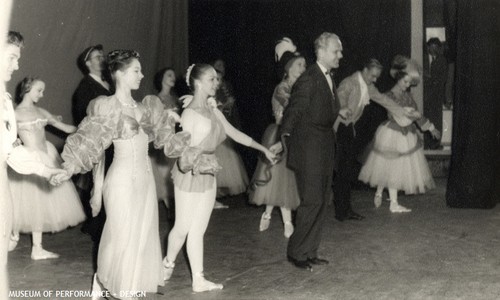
[
  {"left": 249, "top": 124, "right": 300, "bottom": 210},
  {"left": 358, "top": 122, "right": 435, "bottom": 194},
  {"left": 215, "top": 139, "right": 249, "bottom": 196},
  {"left": 8, "top": 141, "right": 85, "bottom": 233}
]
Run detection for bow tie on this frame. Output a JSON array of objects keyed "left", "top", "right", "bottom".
[{"left": 325, "top": 70, "right": 332, "bottom": 76}]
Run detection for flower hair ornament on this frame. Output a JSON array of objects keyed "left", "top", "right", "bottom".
[
  {"left": 180, "top": 95, "right": 193, "bottom": 108},
  {"left": 185, "top": 64, "right": 195, "bottom": 87}
]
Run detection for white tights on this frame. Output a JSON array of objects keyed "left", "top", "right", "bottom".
[{"left": 165, "top": 182, "right": 216, "bottom": 277}]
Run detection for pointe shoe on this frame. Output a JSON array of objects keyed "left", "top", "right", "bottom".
[
  {"left": 389, "top": 201, "right": 411, "bottom": 213},
  {"left": 8, "top": 233, "right": 19, "bottom": 251},
  {"left": 259, "top": 212, "right": 271, "bottom": 232},
  {"left": 192, "top": 272, "right": 223, "bottom": 292},
  {"left": 214, "top": 200, "right": 229, "bottom": 209},
  {"left": 163, "top": 257, "right": 175, "bottom": 281},
  {"left": 374, "top": 194, "right": 382, "bottom": 208},
  {"left": 284, "top": 221, "right": 294, "bottom": 238},
  {"left": 31, "top": 245, "right": 60, "bottom": 260}
]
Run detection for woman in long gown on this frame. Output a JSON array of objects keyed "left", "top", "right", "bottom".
[
  {"left": 162, "top": 64, "right": 276, "bottom": 292},
  {"left": 55, "top": 50, "right": 187, "bottom": 299},
  {"left": 142, "top": 67, "right": 180, "bottom": 210},
  {"left": 358, "top": 60, "right": 440, "bottom": 213},
  {"left": 249, "top": 50, "right": 305, "bottom": 238},
  {"left": 8, "top": 77, "right": 85, "bottom": 259}
]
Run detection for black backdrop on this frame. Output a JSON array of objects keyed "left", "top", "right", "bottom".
[
  {"left": 189, "top": 0, "right": 411, "bottom": 172},
  {"left": 445, "top": 0, "right": 500, "bottom": 208}
]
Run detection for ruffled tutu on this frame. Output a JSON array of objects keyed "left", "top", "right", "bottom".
[
  {"left": 9, "top": 141, "right": 85, "bottom": 233},
  {"left": 358, "top": 122, "right": 435, "bottom": 194},
  {"left": 215, "top": 139, "right": 249, "bottom": 196},
  {"left": 249, "top": 124, "right": 300, "bottom": 210}
]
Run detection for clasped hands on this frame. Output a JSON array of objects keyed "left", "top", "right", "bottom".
[{"left": 47, "top": 168, "right": 71, "bottom": 186}]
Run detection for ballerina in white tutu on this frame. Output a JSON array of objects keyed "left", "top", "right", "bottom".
[
  {"left": 8, "top": 77, "right": 85, "bottom": 259},
  {"left": 358, "top": 56, "right": 441, "bottom": 213}
]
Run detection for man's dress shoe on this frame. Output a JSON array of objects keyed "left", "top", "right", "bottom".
[
  {"left": 288, "top": 257, "right": 313, "bottom": 271},
  {"left": 308, "top": 257, "right": 329, "bottom": 265},
  {"left": 336, "top": 211, "right": 365, "bottom": 221},
  {"left": 346, "top": 211, "right": 365, "bottom": 220}
]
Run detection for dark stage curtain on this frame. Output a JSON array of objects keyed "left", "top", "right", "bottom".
[
  {"left": 189, "top": 0, "right": 411, "bottom": 172},
  {"left": 445, "top": 0, "right": 500, "bottom": 208},
  {"left": 7, "top": 0, "right": 188, "bottom": 148}
]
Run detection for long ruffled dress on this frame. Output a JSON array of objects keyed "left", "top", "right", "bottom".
[
  {"left": 249, "top": 79, "right": 300, "bottom": 210},
  {"left": 358, "top": 91, "right": 435, "bottom": 194},
  {"left": 8, "top": 118, "right": 85, "bottom": 233},
  {"left": 61, "top": 95, "right": 189, "bottom": 297}
]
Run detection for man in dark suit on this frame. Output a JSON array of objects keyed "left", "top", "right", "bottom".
[
  {"left": 271, "top": 32, "right": 351, "bottom": 270},
  {"left": 72, "top": 45, "right": 113, "bottom": 251},
  {"left": 73, "top": 44, "right": 113, "bottom": 125}
]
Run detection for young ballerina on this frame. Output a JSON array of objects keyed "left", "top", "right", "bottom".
[
  {"left": 53, "top": 50, "right": 188, "bottom": 299},
  {"left": 358, "top": 57, "right": 440, "bottom": 213},
  {"left": 142, "top": 67, "right": 180, "bottom": 211},
  {"left": 8, "top": 77, "right": 85, "bottom": 259},
  {"left": 249, "top": 48, "right": 306, "bottom": 238},
  {"left": 163, "top": 64, "right": 276, "bottom": 292}
]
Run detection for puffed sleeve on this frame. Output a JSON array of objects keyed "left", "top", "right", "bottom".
[
  {"left": 61, "top": 96, "right": 117, "bottom": 175},
  {"left": 142, "top": 94, "right": 191, "bottom": 157}
]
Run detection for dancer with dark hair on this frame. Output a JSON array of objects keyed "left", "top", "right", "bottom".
[
  {"left": 53, "top": 49, "right": 188, "bottom": 298},
  {"left": 8, "top": 77, "right": 84, "bottom": 259},
  {"left": 143, "top": 67, "right": 180, "bottom": 209},
  {"left": 162, "top": 63, "right": 276, "bottom": 292}
]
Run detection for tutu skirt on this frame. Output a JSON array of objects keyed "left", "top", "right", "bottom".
[
  {"left": 215, "top": 139, "right": 249, "bottom": 196},
  {"left": 9, "top": 141, "right": 85, "bottom": 233},
  {"left": 249, "top": 124, "right": 300, "bottom": 210},
  {"left": 358, "top": 122, "right": 435, "bottom": 194}
]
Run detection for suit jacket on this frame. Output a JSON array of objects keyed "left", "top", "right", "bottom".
[
  {"left": 280, "top": 63, "right": 340, "bottom": 176},
  {"left": 72, "top": 75, "right": 113, "bottom": 126}
]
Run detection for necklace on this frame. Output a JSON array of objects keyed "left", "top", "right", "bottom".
[{"left": 117, "top": 96, "right": 138, "bottom": 108}]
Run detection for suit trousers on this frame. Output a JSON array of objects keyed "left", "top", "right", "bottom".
[
  {"left": 332, "top": 123, "right": 356, "bottom": 218},
  {"left": 287, "top": 170, "right": 332, "bottom": 261}
]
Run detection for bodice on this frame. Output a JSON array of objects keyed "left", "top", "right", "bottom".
[{"left": 17, "top": 118, "right": 49, "bottom": 151}]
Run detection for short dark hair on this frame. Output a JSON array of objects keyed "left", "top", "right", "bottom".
[
  {"left": 7, "top": 31, "right": 24, "bottom": 47},
  {"left": 427, "top": 37, "right": 442, "bottom": 47},
  {"left": 363, "top": 58, "right": 383, "bottom": 70}
]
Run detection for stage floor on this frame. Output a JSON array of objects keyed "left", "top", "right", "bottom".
[{"left": 8, "top": 178, "right": 500, "bottom": 299}]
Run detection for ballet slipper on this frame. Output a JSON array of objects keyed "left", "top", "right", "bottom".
[
  {"left": 389, "top": 201, "right": 411, "bottom": 213},
  {"left": 284, "top": 221, "right": 294, "bottom": 238},
  {"left": 374, "top": 193, "right": 383, "bottom": 208},
  {"left": 8, "top": 233, "right": 19, "bottom": 252},
  {"left": 163, "top": 257, "right": 175, "bottom": 281},
  {"left": 31, "top": 245, "right": 59, "bottom": 260},
  {"left": 259, "top": 212, "right": 271, "bottom": 232},
  {"left": 213, "top": 200, "right": 228, "bottom": 209},
  {"left": 192, "top": 272, "right": 223, "bottom": 292}
]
